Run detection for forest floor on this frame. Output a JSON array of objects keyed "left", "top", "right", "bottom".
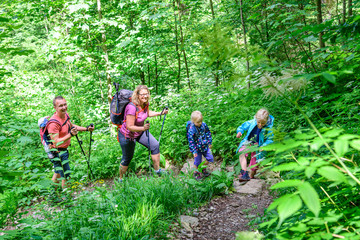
[{"left": 1, "top": 158, "right": 278, "bottom": 240}]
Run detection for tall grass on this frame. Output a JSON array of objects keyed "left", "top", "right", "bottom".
[{"left": 1, "top": 171, "right": 233, "bottom": 239}]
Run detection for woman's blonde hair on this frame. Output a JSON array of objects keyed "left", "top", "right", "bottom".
[
  {"left": 191, "top": 111, "right": 203, "bottom": 123},
  {"left": 131, "top": 85, "right": 150, "bottom": 106},
  {"left": 255, "top": 108, "right": 269, "bottom": 122}
]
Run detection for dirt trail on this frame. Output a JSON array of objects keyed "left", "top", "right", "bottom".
[{"left": 176, "top": 159, "right": 277, "bottom": 240}]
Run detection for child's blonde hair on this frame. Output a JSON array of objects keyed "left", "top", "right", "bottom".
[
  {"left": 191, "top": 111, "right": 203, "bottom": 123},
  {"left": 255, "top": 108, "right": 269, "bottom": 122}
]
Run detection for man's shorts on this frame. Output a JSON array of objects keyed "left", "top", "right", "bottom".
[{"left": 51, "top": 149, "right": 70, "bottom": 179}]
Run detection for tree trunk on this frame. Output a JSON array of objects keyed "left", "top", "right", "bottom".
[
  {"left": 264, "top": 0, "right": 269, "bottom": 42},
  {"left": 155, "top": 54, "right": 158, "bottom": 94},
  {"left": 239, "top": 0, "right": 250, "bottom": 89},
  {"left": 209, "top": 0, "right": 215, "bottom": 20},
  {"left": 173, "top": 0, "right": 181, "bottom": 91},
  {"left": 178, "top": 0, "right": 191, "bottom": 90},
  {"left": 342, "top": 0, "right": 346, "bottom": 23},
  {"left": 316, "top": 0, "right": 325, "bottom": 48},
  {"left": 148, "top": 64, "right": 151, "bottom": 86},
  {"left": 140, "top": 67, "right": 145, "bottom": 85},
  {"left": 336, "top": 0, "right": 341, "bottom": 24},
  {"left": 97, "top": 0, "right": 112, "bottom": 106},
  {"left": 94, "top": 62, "right": 105, "bottom": 104},
  {"left": 348, "top": 0, "right": 352, "bottom": 17},
  {"left": 44, "top": 15, "right": 49, "bottom": 34}
]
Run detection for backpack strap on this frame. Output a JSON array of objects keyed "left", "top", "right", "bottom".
[
  {"left": 45, "top": 114, "right": 71, "bottom": 134},
  {"left": 129, "top": 102, "right": 149, "bottom": 120}
]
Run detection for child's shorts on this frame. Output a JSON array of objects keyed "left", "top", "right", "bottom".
[
  {"left": 238, "top": 145, "right": 258, "bottom": 172},
  {"left": 194, "top": 148, "right": 214, "bottom": 167}
]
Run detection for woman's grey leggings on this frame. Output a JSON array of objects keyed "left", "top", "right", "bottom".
[{"left": 118, "top": 130, "right": 160, "bottom": 166}]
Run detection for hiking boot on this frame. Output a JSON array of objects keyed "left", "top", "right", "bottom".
[
  {"left": 239, "top": 170, "right": 250, "bottom": 182},
  {"left": 193, "top": 171, "right": 203, "bottom": 180},
  {"left": 115, "top": 178, "right": 123, "bottom": 184},
  {"left": 201, "top": 168, "right": 211, "bottom": 178},
  {"left": 155, "top": 169, "right": 167, "bottom": 176},
  {"left": 250, "top": 169, "right": 257, "bottom": 179}
]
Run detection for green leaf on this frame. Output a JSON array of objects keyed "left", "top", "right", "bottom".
[
  {"left": 339, "top": 134, "right": 358, "bottom": 141},
  {"left": 334, "top": 140, "right": 348, "bottom": 156},
  {"left": 350, "top": 139, "right": 360, "bottom": 151},
  {"left": 258, "top": 217, "right": 278, "bottom": 229},
  {"left": 277, "top": 194, "right": 302, "bottom": 227},
  {"left": 321, "top": 72, "right": 336, "bottom": 84},
  {"left": 289, "top": 223, "right": 309, "bottom": 233},
  {"left": 211, "top": 170, "right": 222, "bottom": 177},
  {"left": 298, "top": 182, "right": 320, "bottom": 217},
  {"left": 305, "top": 167, "right": 316, "bottom": 178},
  {"left": 215, "top": 183, "right": 226, "bottom": 189},
  {"left": 318, "top": 166, "right": 347, "bottom": 184},
  {"left": 62, "top": 160, "right": 69, "bottom": 165},
  {"left": 55, "top": 166, "right": 63, "bottom": 171},
  {"left": 270, "top": 180, "right": 303, "bottom": 190},
  {"left": 304, "top": 35, "right": 317, "bottom": 42},
  {"left": 272, "top": 162, "right": 301, "bottom": 172},
  {"left": 25, "top": 161, "right": 32, "bottom": 168},
  {"left": 323, "top": 129, "right": 343, "bottom": 138}
]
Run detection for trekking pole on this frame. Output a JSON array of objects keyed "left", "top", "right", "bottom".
[
  {"left": 72, "top": 127, "right": 95, "bottom": 180},
  {"left": 145, "top": 120, "right": 151, "bottom": 174},
  {"left": 88, "top": 123, "right": 95, "bottom": 179},
  {"left": 158, "top": 107, "right": 168, "bottom": 145},
  {"left": 113, "top": 82, "right": 120, "bottom": 112}
]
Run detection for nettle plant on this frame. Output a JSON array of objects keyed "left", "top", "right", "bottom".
[
  {"left": 256, "top": 70, "right": 360, "bottom": 239},
  {"left": 259, "top": 128, "right": 360, "bottom": 239}
]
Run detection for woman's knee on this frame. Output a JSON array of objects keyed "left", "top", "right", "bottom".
[{"left": 150, "top": 142, "right": 160, "bottom": 155}]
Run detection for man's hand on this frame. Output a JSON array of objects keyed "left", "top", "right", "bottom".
[
  {"left": 236, "top": 132, "right": 242, "bottom": 138},
  {"left": 70, "top": 127, "right": 78, "bottom": 136},
  {"left": 88, "top": 125, "right": 95, "bottom": 132}
]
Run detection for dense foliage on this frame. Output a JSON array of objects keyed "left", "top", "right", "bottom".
[{"left": 1, "top": 0, "right": 360, "bottom": 239}]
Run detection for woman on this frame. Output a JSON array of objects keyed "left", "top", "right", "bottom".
[{"left": 118, "top": 85, "right": 168, "bottom": 181}]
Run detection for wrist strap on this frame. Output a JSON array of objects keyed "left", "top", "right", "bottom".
[{"left": 70, "top": 132, "right": 74, "bottom": 137}]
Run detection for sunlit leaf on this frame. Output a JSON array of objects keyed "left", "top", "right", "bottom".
[
  {"left": 305, "top": 167, "right": 316, "bottom": 178},
  {"left": 350, "top": 139, "right": 360, "bottom": 151},
  {"left": 270, "top": 180, "right": 303, "bottom": 190},
  {"left": 321, "top": 72, "right": 336, "bottom": 83},
  {"left": 277, "top": 194, "right": 302, "bottom": 227},
  {"left": 318, "top": 166, "right": 347, "bottom": 184},
  {"left": 334, "top": 140, "right": 348, "bottom": 156},
  {"left": 272, "top": 162, "right": 301, "bottom": 171},
  {"left": 298, "top": 182, "right": 320, "bottom": 217}
]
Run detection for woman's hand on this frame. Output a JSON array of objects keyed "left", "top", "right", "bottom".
[
  {"left": 143, "top": 122, "right": 150, "bottom": 131},
  {"left": 236, "top": 132, "right": 242, "bottom": 138},
  {"left": 162, "top": 109, "right": 169, "bottom": 115}
]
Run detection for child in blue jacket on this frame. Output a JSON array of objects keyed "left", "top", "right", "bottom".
[
  {"left": 236, "top": 108, "right": 274, "bottom": 181},
  {"left": 187, "top": 111, "right": 214, "bottom": 180}
]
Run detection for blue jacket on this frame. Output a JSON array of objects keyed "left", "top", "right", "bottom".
[
  {"left": 187, "top": 122, "right": 212, "bottom": 154},
  {"left": 236, "top": 115, "right": 274, "bottom": 153}
]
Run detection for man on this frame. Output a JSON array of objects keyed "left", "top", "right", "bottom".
[{"left": 48, "top": 96, "right": 94, "bottom": 188}]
